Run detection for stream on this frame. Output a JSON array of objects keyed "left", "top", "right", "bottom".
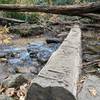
[{"left": 0, "top": 34, "right": 61, "bottom": 83}]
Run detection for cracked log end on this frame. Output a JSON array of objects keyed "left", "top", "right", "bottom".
[{"left": 25, "top": 83, "right": 76, "bottom": 100}]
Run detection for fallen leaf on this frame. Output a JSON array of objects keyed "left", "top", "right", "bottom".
[
  {"left": 5, "top": 88, "right": 16, "bottom": 97},
  {"left": 17, "top": 90, "right": 25, "bottom": 97}
]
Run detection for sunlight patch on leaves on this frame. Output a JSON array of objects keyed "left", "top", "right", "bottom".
[{"left": 0, "top": 25, "right": 12, "bottom": 45}]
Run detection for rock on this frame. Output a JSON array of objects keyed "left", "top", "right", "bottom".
[
  {"left": 27, "top": 43, "right": 54, "bottom": 63},
  {"left": 78, "top": 75, "right": 100, "bottom": 100},
  {"left": 10, "top": 24, "right": 44, "bottom": 37},
  {"left": 0, "top": 64, "right": 9, "bottom": 82},
  {"left": 37, "top": 48, "right": 53, "bottom": 63},
  {"left": 0, "top": 51, "right": 7, "bottom": 58},
  {"left": 2, "top": 74, "right": 27, "bottom": 88},
  {"left": 19, "top": 51, "right": 31, "bottom": 61},
  {"left": 3, "top": 46, "right": 21, "bottom": 54},
  {"left": 8, "top": 50, "right": 33, "bottom": 67},
  {"left": 0, "top": 94, "right": 14, "bottom": 100},
  {"left": 48, "top": 43, "right": 60, "bottom": 51},
  {"left": 27, "top": 43, "right": 45, "bottom": 58},
  {"left": 22, "top": 73, "right": 34, "bottom": 81},
  {"left": 46, "top": 38, "right": 61, "bottom": 44},
  {"left": 16, "top": 66, "right": 38, "bottom": 74}
]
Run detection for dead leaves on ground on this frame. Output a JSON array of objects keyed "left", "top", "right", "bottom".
[
  {"left": 0, "top": 25, "right": 12, "bottom": 45},
  {"left": 0, "top": 83, "right": 29, "bottom": 100}
]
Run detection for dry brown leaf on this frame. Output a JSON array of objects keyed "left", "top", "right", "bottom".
[
  {"left": 0, "top": 85, "right": 5, "bottom": 93},
  {"left": 5, "top": 88, "right": 16, "bottom": 97},
  {"left": 17, "top": 90, "right": 25, "bottom": 97},
  {"left": 88, "top": 87, "right": 97, "bottom": 96},
  {"left": 20, "top": 86, "right": 26, "bottom": 93}
]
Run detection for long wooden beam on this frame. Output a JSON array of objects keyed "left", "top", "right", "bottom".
[{"left": 0, "top": 3, "right": 100, "bottom": 15}]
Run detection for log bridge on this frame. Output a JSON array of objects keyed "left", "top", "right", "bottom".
[
  {"left": 25, "top": 24, "right": 82, "bottom": 100},
  {"left": 0, "top": 2, "right": 98, "bottom": 100}
]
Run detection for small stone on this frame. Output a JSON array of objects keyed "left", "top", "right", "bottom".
[
  {"left": 46, "top": 38, "right": 61, "bottom": 44},
  {"left": 37, "top": 48, "right": 53, "bottom": 63},
  {"left": 27, "top": 43, "right": 45, "bottom": 58},
  {"left": 16, "top": 66, "right": 38, "bottom": 74}
]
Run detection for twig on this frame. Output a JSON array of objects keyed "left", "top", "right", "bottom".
[{"left": 83, "top": 59, "right": 100, "bottom": 67}]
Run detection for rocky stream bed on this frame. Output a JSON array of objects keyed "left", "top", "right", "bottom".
[
  {"left": 0, "top": 23, "right": 99, "bottom": 100},
  {"left": 0, "top": 23, "right": 65, "bottom": 100}
]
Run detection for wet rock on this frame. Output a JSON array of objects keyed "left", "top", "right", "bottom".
[
  {"left": 0, "top": 45, "right": 21, "bottom": 59},
  {"left": 0, "top": 63, "right": 13, "bottom": 83},
  {"left": 8, "top": 50, "right": 33, "bottom": 67},
  {"left": 3, "top": 46, "right": 21, "bottom": 56},
  {"left": 27, "top": 43, "right": 45, "bottom": 58},
  {"left": 8, "top": 58, "right": 22, "bottom": 66},
  {"left": 0, "top": 94, "right": 13, "bottom": 100},
  {"left": 27, "top": 42, "right": 61, "bottom": 63},
  {"left": 0, "top": 51, "right": 7, "bottom": 58},
  {"left": 27, "top": 43, "right": 54, "bottom": 63},
  {"left": 2, "top": 74, "right": 27, "bottom": 88},
  {"left": 19, "top": 51, "right": 31, "bottom": 61},
  {"left": 10, "top": 24, "right": 44, "bottom": 37},
  {"left": 78, "top": 75, "right": 100, "bottom": 100},
  {"left": 37, "top": 48, "right": 53, "bottom": 63},
  {"left": 48, "top": 43, "right": 60, "bottom": 51},
  {"left": 46, "top": 38, "right": 61, "bottom": 44}
]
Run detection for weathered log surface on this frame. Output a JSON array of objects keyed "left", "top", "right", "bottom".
[
  {"left": 0, "top": 3, "right": 100, "bottom": 15},
  {"left": 25, "top": 25, "right": 82, "bottom": 100}
]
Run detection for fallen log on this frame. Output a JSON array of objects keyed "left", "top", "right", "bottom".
[
  {"left": 25, "top": 24, "right": 82, "bottom": 100},
  {"left": 0, "top": 3, "right": 99, "bottom": 15}
]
